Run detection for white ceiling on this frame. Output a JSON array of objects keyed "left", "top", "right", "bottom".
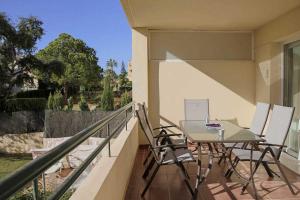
[{"left": 121, "top": 0, "right": 300, "bottom": 30}]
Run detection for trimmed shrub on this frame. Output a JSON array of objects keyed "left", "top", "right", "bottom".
[
  {"left": 5, "top": 98, "right": 47, "bottom": 112},
  {"left": 79, "top": 95, "right": 90, "bottom": 111},
  {"left": 47, "top": 93, "right": 54, "bottom": 109},
  {"left": 100, "top": 76, "right": 114, "bottom": 111},
  {"left": 121, "top": 91, "right": 132, "bottom": 107},
  {"left": 52, "top": 91, "right": 64, "bottom": 110},
  {"left": 67, "top": 96, "right": 74, "bottom": 111},
  {"left": 15, "top": 89, "right": 53, "bottom": 98},
  {"left": 48, "top": 91, "right": 64, "bottom": 110}
]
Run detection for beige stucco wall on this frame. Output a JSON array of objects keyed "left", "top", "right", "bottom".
[
  {"left": 150, "top": 31, "right": 253, "bottom": 60},
  {"left": 71, "top": 118, "right": 139, "bottom": 200},
  {"left": 254, "top": 6, "right": 300, "bottom": 104},
  {"left": 148, "top": 31, "right": 256, "bottom": 131},
  {"left": 132, "top": 28, "right": 149, "bottom": 144}
]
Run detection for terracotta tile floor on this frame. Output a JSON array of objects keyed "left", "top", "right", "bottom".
[{"left": 125, "top": 147, "right": 300, "bottom": 200}]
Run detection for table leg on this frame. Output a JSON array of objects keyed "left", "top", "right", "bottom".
[
  {"left": 193, "top": 142, "right": 202, "bottom": 199},
  {"left": 193, "top": 143, "right": 214, "bottom": 200}
]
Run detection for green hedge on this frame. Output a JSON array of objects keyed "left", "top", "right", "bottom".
[
  {"left": 5, "top": 98, "right": 47, "bottom": 112},
  {"left": 15, "top": 89, "right": 53, "bottom": 98}
]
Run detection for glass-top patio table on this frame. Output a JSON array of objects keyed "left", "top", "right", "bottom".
[{"left": 179, "top": 120, "right": 264, "bottom": 200}]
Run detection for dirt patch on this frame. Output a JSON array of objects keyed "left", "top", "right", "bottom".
[{"left": 0, "top": 132, "right": 43, "bottom": 154}]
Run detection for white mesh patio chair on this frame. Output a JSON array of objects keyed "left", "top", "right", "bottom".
[
  {"left": 184, "top": 99, "right": 219, "bottom": 153},
  {"left": 184, "top": 99, "right": 209, "bottom": 121},
  {"left": 219, "top": 102, "right": 270, "bottom": 164},
  {"left": 136, "top": 105, "right": 195, "bottom": 197},
  {"left": 225, "top": 105, "right": 295, "bottom": 194},
  {"left": 139, "top": 103, "right": 186, "bottom": 166}
]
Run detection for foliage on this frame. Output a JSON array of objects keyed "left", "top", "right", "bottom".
[
  {"left": 79, "top": 95, "right": 90, "bottom": 111},
  {"left": 5, "top": 98, "right": 47, "bottom": 112},
  {"left": 66, "top": 96, "right": 74, "bottom": 111},
  {"left": 0, "top": 13, "right": 45, "bottom": 100},
  {"left": 120, "top": 61, "right": 126, "bottom": 74},
  {"left": 105, "top": 59, "right": 118, "bottom": 90},
  {"left": 15, "top": 89, "right": 53, "bottom": 98},
  {"left": 118, "top": 63, "right": 132, "bottom": 93},
  {"left": 100, "top": 76, "right": 114, "bottom": 111},
  {"left": 35, "top": 33, "right": 103, "bottom": 98},
  {"left": 9, "top": 189, "right": 74, "bottom": 200},
  {"left": 121, "top": 91, "right": 132, "bottom": 107},
  {"left": 106, "top": 59, "right": 117, "bottom": 75},
  {"left": 48, "top": 91, "right": 64, "bottom": 110},
  {"left": 47, "top": 93, "right": 54, "bottom": 110}
]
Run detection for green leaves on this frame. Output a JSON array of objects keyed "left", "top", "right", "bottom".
[
  {"left": 100, "top": 76, "right": 114, "bottom": 111},
  {"left": 36, "top": 33, "right": 102, "bottom": 90},
  {"left": 47, "top": 91, "right": 64, "bottom": 110},
  {"left": 121, "top": 91, "right": 131, "bottom": 107},
  {"left": 0, "top": 12, "right": 44, "bottom": 99}
]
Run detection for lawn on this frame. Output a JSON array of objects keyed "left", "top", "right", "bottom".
[{"left": 0, "top": 154, "right": 32, "bottom": 180}]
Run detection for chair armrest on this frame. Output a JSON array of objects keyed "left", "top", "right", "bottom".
[
  {"left": 153, "top": 133, "right": 182, "bottom": 138},
  {"left": 153, "top": 125, "right": 177, "bottom": 130},
  {"left": 258, "top": 143, "right": 286, "bottom": 148},
  {"left": 152, "top": 144, "right": 187, "bottom": 150}
]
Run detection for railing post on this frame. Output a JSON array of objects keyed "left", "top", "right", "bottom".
[
  {"left": 107, "top": 123, "right": 111, "bottom": 157},
  {"left": 42, "top": 172, "right": 46, "bottom": 194},
  {"left": 32, "top": 178, "right": 39, "bottom": 200},
  {"left": 125, "top": 109, "right": 128, "bottom": 131}
]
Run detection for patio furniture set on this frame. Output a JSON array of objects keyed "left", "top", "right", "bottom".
[{"left": 135, "top": 100, "right": 296, "bottom": 199}]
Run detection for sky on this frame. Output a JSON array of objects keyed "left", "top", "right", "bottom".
[{"left": 0, "top": 0, "right": 132, "bottom": 74}]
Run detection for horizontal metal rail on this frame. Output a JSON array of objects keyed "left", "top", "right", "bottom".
[{"left": 0, "top": 102, "right": 134, "bottom": 200}]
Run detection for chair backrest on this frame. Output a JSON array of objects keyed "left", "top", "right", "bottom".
[
  {"left": 249, "top": 102, "right": 270, "bottom": 135},
  {"left": 265, "top": 105, "right": 295, "bottom": 146},
  {"left": 136, "top": 103, "right": 155, "bottom": 146},
  {"left": 184, "top": 99, "right": 209, "bottom": 120},
  {"left": 136, "top": 103, "right": 160, "bottom": 161},
  {"left": 141, "top": 102, "right": 154, "bottom": 135}
]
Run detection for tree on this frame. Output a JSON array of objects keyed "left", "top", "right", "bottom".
[
  {"left": 36, "top": 33, "right": 102, "bottom": 99},
  {"left": 79, "top": 95, "right": 90, "bottom": 111},
  {"left": 0, "top": 13, "right": 44, "bottom": 99},
  {"left": 100, "top": 76, "right": 114, "bottom": 111},
  {"left": 106, "top": 59, "right": 117, "bottom": 73},
  {"left": 120, "top": 61, "right": 126, "bottom": 74},
  {"left": 118, "top": 62, "right": 131, "bottom": 93},
  {"left": 121, "top": 90, "right": 131, "bottom": 107},
  {"left": 104, "top": 58, "right": 118, "bottom": 91}
]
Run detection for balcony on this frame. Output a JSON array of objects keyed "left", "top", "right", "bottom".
[
  {"left": 2, "top": 1, "right": 300, "bottom": 199},
  {"left": 125, "top": 146, "right": 300, "bottom": 200}
]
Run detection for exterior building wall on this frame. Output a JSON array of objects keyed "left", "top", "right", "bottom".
[
  {"left": 148, "top": 31, "right": 256, "bottom": 131},
  {"left": 254, "top": 6, "right": 300, "bottom": 174},
  {"left": 131, "top": 28, "right": 149, "bottom": 144},
  {"left": 254, "top": 6, "right": 300, "bottom": 104}
]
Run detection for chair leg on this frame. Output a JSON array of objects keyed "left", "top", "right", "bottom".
[
  {"left": 218, "top": 153, "right": 226, "bottom": 165},
  {"left": 241, "top": 160, "right": 262, "bottom": 193},
  {"left": 262, "top": 161, "right": 274, "bottom": 178},
  {"left": 177, "top": 162, "right": 194, "bottom": 196},
  {"left": 225, "top": 157, "right": 239, "bottom": 178},
  {"left": 143, "top": 150, "right": 152, "bottom": 166},
  {"left": 274, "top": 159, "right": 296, "bottom": 195},
  {"left": 141, "top": 164, "right": 160, "bottom": 197},
  {"left": 143, "top": 157, "right": 155, "bottom": 179}
]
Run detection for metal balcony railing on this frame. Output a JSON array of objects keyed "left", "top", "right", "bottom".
[{"left": 0, "top": 102, "right": 134, "bottom": 200}]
